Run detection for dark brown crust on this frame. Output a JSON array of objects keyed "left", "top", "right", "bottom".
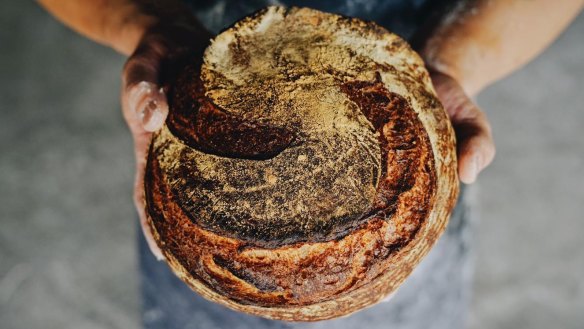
[
  {"left": 340, "top": 75, "right": 433, "bottom": 224},
  {"left": 145, "top": 74, "right": 436, "bottom": 306},
  {"left": 143, "top": 6, "right": 459, "bottom": 321},
  {"left": 160, "top": 61, "right": 435, "bottom": 250},
  {"left": 167, "top": 65, "right": 297, "bottom": 161}
]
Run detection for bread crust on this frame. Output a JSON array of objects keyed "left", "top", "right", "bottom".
[{"left": 143, "top": 6, "right": 458, "bottom": 321}]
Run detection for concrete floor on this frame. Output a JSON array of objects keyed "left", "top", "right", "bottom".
[{"left": 1, "top": 2, "right": 583, "bottom": 329}]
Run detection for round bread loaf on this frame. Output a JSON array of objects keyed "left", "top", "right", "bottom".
[{"left": 143, "top": 6, "right": 459, "bottom": 321}]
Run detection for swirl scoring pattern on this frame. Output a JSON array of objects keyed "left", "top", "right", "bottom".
[{"left": 144, "top": 6, "right": 458, "bottom": 321}]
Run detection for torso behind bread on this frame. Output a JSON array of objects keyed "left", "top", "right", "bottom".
[{"left": 186, "top": 0, "right": 440, "bottom": 40}]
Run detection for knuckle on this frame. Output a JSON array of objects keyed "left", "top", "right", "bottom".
[{"left": 123, "top": 57, "right": 160, "bottom": 90}]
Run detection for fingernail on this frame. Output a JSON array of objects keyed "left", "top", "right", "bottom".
[
  {"left": 141, "top": 99, "right": 165, "bottom": 131},
  {"left": 129, "top": 82, "right": 168, "bottom": 132},
  {"left": 128, "top": 81, "right": 155, "bottom": 117}
]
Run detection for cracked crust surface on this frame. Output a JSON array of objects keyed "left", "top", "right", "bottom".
[{"left": 144, "top": 6, "right": 459, "bottom": 321}]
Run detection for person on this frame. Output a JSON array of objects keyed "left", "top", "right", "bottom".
[{"left": 37, "top": 1, "right": 584, "bottom": 328}]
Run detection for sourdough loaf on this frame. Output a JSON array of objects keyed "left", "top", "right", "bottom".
[{"left": 143, "top": 6, "right": 458, "bottom": 321}]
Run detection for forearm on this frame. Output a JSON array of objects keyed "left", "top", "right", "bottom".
[
  {"left": 419, "top": 0, "right": 584, "bottom": 95},
  {"left": 37, "top": 0, "right": 200, "bottom": 56}
]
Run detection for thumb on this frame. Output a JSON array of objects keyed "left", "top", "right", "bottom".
[{"left": 122, "top": 35, "right": 170, "bottom": 133}]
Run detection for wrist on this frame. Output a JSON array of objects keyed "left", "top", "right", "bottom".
[
  {"left": 105, "top": 7, "right": 159, "bottom": 56},
  {"left": 108, "top": 3, "right": 208, "bottom": 56},
  {"left": 419, "top": 42, "right": 480, "bottom": 97},
  {"left": 414, "top": 2, "right": 491, "bottom": 97},
  {"left": 424, "top": 52, "right": 488, "bottom": 98}
]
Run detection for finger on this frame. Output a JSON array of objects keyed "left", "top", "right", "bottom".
[
  {"left": 449, "top": 100, "right": 496, "bottom": 184},
  {"left": 131, "top": 121, "right": 164, "bottom": 261},
  {"left": 129, "top": 118, "right": 164, "bottom": 261},
  {"left": 455, "top": 116, "right": 496, "bottom": 184},
  {"left": 134, "top": 165, "right": 165, "bottom": 261},
  {"left": 126, "top": 81, "right": 168, "bottom": 132},
  {"left": 431, "top": 73, "right": 496, "bottom": 183},
  {"left": 122, "top": 38, "right": 170, "bottom": 133}
]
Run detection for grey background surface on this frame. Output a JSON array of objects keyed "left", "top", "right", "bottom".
[{"left": 1, "top": 2, "right": 583, "bottom": 329}]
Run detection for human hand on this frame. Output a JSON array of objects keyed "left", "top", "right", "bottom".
[
  {"left": 121, "top": 22, "right": 211, "bottom": 260},
  {"left": 430, "top": 71, "right": 496, "bottom": 184}
]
